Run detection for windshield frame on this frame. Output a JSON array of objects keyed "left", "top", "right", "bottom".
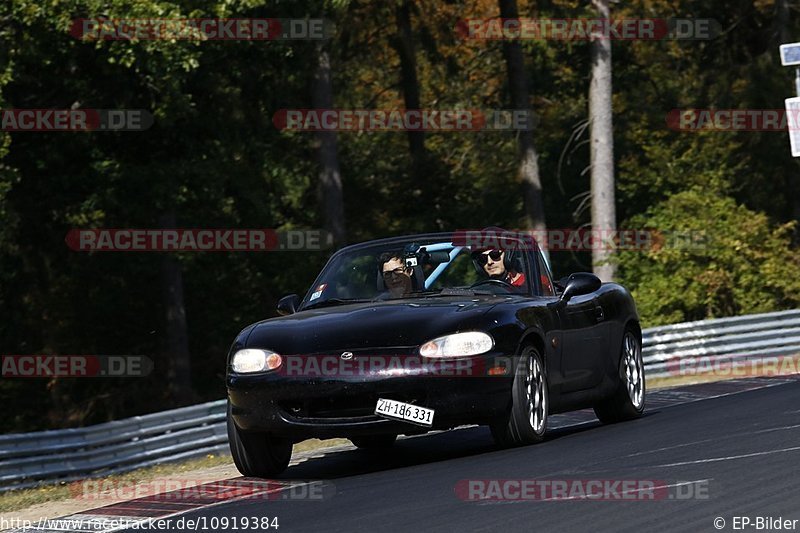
[{"left": 297, "top": 232, "right": 537, "bottom": 310}]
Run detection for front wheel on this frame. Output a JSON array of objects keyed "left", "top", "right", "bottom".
[
  {"left": 490, "top": 346, "right": 549, "bottom": 447},
  {"left": 227, "top": 400, "right": 293, "bottom": 477},
  {"left": 593, "top": 328, "right": 646, "bottom": 424}
]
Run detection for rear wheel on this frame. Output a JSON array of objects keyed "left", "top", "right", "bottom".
[
  {"left": 490, "top": 346, "right": 549, "bottom": 447},
  {"left": 227, "top": 401, "right": 293, "bottom": 477},
  {"left": 349, "top": 434, "right": 397, "bottom": 449},
  {"left": 594, "top": 328, "right": 646, "bottom": 423}
]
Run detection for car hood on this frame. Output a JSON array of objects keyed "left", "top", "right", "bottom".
[{"left": 245, "top": 297, "right": 502, "bottom": 354}]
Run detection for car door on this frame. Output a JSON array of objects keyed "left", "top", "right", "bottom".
[{"left": 558, "top": 282, "right": 606, "bottom": 393}]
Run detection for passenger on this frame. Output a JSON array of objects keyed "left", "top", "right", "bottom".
[
  {"left": 472, "top": 249, "right": 526, "bottom": 287},
  {"left": 378, "top": 252, "right": 414, "bottom": 298}
]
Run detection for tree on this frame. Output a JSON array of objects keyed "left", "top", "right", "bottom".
[
  {"left": 159, "top": 212, "right": 193, "bottom": 404},
  {"left": 312, "top": 41, "right": 347, "bottom": 245},
  {"left": 589, "top": 0, "right": 616, "bottom": 281},
  {"left": 616, "top": 189, "right": 800, "bottom": 326},
  {"left": 498, "top": 0, "right": 547, "bottom": 238},
  {"left": 393, "top": 0, "right": 427, "bottom": 180}
]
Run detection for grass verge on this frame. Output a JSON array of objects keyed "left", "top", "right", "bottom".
[{"left": 1, "top": 438, "right": 352, "bottom": 514}]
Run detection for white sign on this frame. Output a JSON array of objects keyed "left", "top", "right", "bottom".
[
  {"left": 780, "top": 43, "right": 800, "bottom": 66},
  {"left": 785, "top": 97, "right": 800, "bottom": 157}
]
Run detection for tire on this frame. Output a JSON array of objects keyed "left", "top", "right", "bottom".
[
  {"left": 593, "top": 327, "right": 646, "bottom": 424},
  {"left": 349, "top": 434, "right": 397, "bottom": 449},
  {"left": 227, "top": 400, "right": 293, "bottom": 477},
  {"left": 490, "top": 346, "right": 549, "bottom": 447}
]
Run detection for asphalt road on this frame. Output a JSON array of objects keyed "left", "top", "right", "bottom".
[{"left": 118, "top": 378, "right": 800, "bottom": 533}]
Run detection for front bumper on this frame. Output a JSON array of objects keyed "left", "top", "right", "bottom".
[{"left": 227, "top": 352, "right": 513, "bottom": 440}]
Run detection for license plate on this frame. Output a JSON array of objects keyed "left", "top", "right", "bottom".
[{"left": 375, "top": 398, "right": 434, "bottom": 427}]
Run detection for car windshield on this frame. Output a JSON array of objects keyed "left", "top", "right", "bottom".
[{"left": 300, "top": 236, "right": 530, "bottom": 309}]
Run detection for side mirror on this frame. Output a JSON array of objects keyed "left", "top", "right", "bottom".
[
  {"left": 277, "top": 294, "right": 300, "bottom": 315},
  {"left": 560, "top": 273, "right": 601, "bottom": 302}
]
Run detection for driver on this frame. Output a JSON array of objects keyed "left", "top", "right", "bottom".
[{"left": 473, "top": 249, "right": 526, "bottom": 287}]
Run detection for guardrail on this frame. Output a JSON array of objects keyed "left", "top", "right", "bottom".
[
  {"left": 0, "top": 400, "right": 228, "bottom": 492},
  {"left": 643, "top": 309, "right": 800, "bottom": 378},
  {"left": 2, "top": 309, "right": 799, "bottom": 491}
]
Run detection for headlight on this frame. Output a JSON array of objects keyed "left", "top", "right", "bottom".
[
  {"left": 231, "top": 349, "right": 282, "bottom": 373},
  {"left": 419, "top": 332, "right": 494, "bottom": 358}
]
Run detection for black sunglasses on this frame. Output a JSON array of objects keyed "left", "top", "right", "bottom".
[
  {"left": 382, "top": 267, "right": 409, "bottom": 279},
  {"left": 476, "top": 250, "right": 503, "bottom": 265}
]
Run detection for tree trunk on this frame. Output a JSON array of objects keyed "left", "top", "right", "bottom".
[
  {"left": 498, "top": 0, "right": 547, "bottom": 239},
  {"left": 159, "top": 212, "right": 193, "bottom": 404},
  {"left": 394, "top": 0, "right": 426, "bottom": 176},
  {"left": 312, "top": 42, "right": 346, "bottom": 246},
  {"left": 772, "top": 0, "right": 790, "bottom": 44},
  {"left": 589, "top": 0, "right": 616, "bottom": 281}
]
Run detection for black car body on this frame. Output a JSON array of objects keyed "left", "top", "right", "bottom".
[{"left": 226, "top": 231, "right": 645, "bottom": 476}]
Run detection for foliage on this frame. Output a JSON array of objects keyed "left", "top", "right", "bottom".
[{"left": 617, "top": 189, "right": 800, "bottom": 326}]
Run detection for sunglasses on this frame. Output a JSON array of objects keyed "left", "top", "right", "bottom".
[
  {"left": 382, "top": 267, "right": 409, "bottom": 279},
  {"left": 476, "top": 250, "right": 504, "bottom": 265}
]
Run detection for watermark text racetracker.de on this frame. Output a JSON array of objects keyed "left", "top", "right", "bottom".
[
  {"left": 456, "top": 18, "right": 720, "bottom": 40},
  {"left": 71, "top": 18, "right": 333, "bottom": 41},
  {"left": 666, "top": 354, "right": 800, "bottom": 379},
  {"left": 667, "top": 109, "right": 800, "bottom": 132},
  {"left": 65, "top": 229, "right": 333, "bottom": 252},
  {"left": 275, "top": 354, "right": 512, "bottom": 378},
  {"left": 455, "top": 479, "right": 711, "bottom": 501},
  {"left": 452, "top": 228, "right": 708, "bottom": 252},
  {"left": 266, "top": 354, "right": 614, "bottom": 379},
  {"left": 273, "top": 109, "right": 537, "bottom": 132},
  {"left": 69, "top": 478, "right": 333, "bottom": 502},
  {"left": 1, "top": 109, "right": 153, "bottom": 131},
  {"left": 1, "top": 355, "right": 152, "bottom": 378}
]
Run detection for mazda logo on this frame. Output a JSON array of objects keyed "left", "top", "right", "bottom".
[{"left": 340, "top": 351, "right": 354, "bottom": 360}]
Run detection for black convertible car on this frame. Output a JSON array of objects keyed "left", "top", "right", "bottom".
[{"left": 226, "top": 230, "right": 645, "bottom": 477}]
